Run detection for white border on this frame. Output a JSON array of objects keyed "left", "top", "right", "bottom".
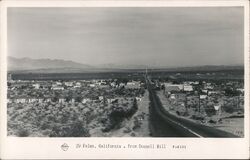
[{"left": 0, "top": 1, "right": 249, "bottom": 159}]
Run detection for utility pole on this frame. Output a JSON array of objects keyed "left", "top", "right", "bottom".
[
  {"left": 185, "top": 94, "right": 188, "bottom": 114},
  {"left": 198, "top": 94, "right": 201, "bottom": 113}
]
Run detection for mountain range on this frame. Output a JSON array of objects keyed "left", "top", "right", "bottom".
[
  {"left": 8, "top": 56, "right": 92, "bottom": 71},
  {"left": 7, "top": 56, "right": 244, "bottom": 73}
]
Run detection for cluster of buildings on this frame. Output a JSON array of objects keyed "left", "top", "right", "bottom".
[
  {"left": 7, "top": 79, "right": 144, "bottom": 105},
  {"left": 159, "top": 80, "right": 244, "bottom": 114}
]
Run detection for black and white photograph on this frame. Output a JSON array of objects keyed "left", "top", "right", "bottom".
[{"left": 6, "top": 6, "right": 245, "bottom": 138}]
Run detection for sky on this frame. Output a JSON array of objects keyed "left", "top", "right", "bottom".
[{"left": 7, "top": 7, "right": 244, "bottom": 67}]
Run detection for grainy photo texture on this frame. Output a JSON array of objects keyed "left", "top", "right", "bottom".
[{"left": 7, "top": 7, "right": 244, "bottom": 137}]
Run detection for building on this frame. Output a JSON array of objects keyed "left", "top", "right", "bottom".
[
  {"left": 32, "top": 84, "right": 40, "bottom": 89},
  {"left": 165, "top": 86, "right": 181, "bottom": 92},
  {"left": 164, "top": 83, "right": 184, "bottom": 90},
  {"left": 59, "top": 98, "right": 66, "bottom": 103},
  {"left": 169, "top": 94, "right": 176, "bottom": 100},
  {"left": 82, "top": 98, "right": 91, "bottom": 104},
  {"left": 183, "top": 85, "right": 193, "bottom": 92},
  {"left": 65, "top": 82, "right": 73, "bottom": 87},
  {"left": 16, "top": 98, "right": 26, "bottom": 103},
  {"left": 208, "top": 91, "right": 219, "bottom": 95},
  {"left": 7, "top": 99, "right": 13, "bottom": 103},
  {"left": 136, "top": 97, "right": 142, "bottom": 101},
  {"left": 202, "top": 89, "right": 208, "bottom": 94},
  {"left": 74, "top": 82, "right": 81, "bottom": 88},
  {"left": 51, "top": 86, "right": 64, "bottom": 90},
  {"left": 99, "top": 96, "right": 104, "bottom": 101},
  {"left": 28, "top": 98, "right": 37, "bottom": 103},
  {"left": 89, "top": 84, "right": 96, "bottom": 87},
  {"left": 126, "top": 81, "right": 141, "bottom": 89},
  {"left": 200, "top": 95, "right": 207, "bottom": 99}
]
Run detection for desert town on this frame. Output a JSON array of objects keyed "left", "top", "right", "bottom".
[{"left": 7, "top": 72, "right": 244, "bottom": 137}]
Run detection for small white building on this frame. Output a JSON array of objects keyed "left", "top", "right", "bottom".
[
  {"left": 183, "top": 85, "right": 193, "bottom": 92},
  {"left": 208, "top": 91, "right": 219, "bottom": 95},
  {"left": 16, "top": 98, "right": 26, "bottom": 103},
  {"left": 32, "top": 84, "right": 40, "bottom": 89},
  {"left": 45, "top": 98, "right": 52, "bottom": 102},
  {"left": 7, "top": 99, "right": 13, "bottom": 103},
  {"left": 59, "top": 98, "right": 66, "bottom": 103},
  {"left": 38, "top": 98, "right": 43, "bottom": 103},
  {"left": 236, "top": 88, "right": 244, "bottom": 93},
  {"left": 89, "top": 84, "right": 96, "bottom": 87},
  {"left": 74, "top": 82, "right": 81, "bottom": 88},
  {"left": 119, "top": 83, "right": 126, "bottom": 87},
  {"left": 56, "top": 82, "right": 62, "bottom": 85},
  {"left": 202, "top": 89, "right": 208, "bottom": 94},
  {"left": 70, "top": 98, "right": 75, "bottom": 103},
  {"left": 126, "top": 81, "right": 141, "bottom": 89},
  {"left": 99, "top": 96, "right": 104, "bottom": 101},
  {"left": 164, "top": 84, "right": 184, "bottom": 90},
  {"left": 28, "top": 98, "right": 37, "bottom": 103},
  {"left": 200, "top": 95, "right": 207, "bottom": 99},
  {"left": 110, "top": 82, "right": 117, "bottom": 88},
  {"left": 65, "top": 82, "right": 73, "bottom": 87},
  {"left": 136, "top": 97, "right": 142, "bottom": 101},
  {"left": 52, "top": 86, "right": 64, "bottom": 90},
  {"left": 170, "top": 94, "right": 176, "bottom": 99},
  {"left": 82, "top": 98, "right": 91, "bottom": 104}
]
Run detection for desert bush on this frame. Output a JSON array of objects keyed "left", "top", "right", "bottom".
[{"left": 17, "top": 128, "right": 30, "bottom": 137}]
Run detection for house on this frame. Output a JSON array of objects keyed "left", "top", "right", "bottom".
[
  {"left": 7, "top": 99, "right": 13, "bottom": 103},
  {"left": 126, "top": 81, "right": 141, "bottom": 89},
  {"left": 59, "top": 98, "right": 66, "bottom": 104},
  {"left": 107, "top": 98, "right": 117, "bottom": 104},
  {"left": 208, "top": 91, "right": 219, "bottom": 95},
  {"left": 214, "top": 105, "right": 221, "bottom": 111},
  {"left": 51, "top": 86, "right": 64, "bottom": 90},
  {"left": 183, "top": 85, "right": 193, "bottom": 92},
  {"left": 74, "top": 82, "right": 81, "bottom": 88},
  {"left": 165, "top": 86, "right": 181, "bottom": 92},
  {"left": 164, "top": 84, "right": 184, "bottom": 90},
  {"left": 82, "top": 98, "right": 91, "bottom": 104},
  {"left": 200, "top": 95, "right": 207, "bottom": 99},
  {"left": 65, "top": 82, "right": 73, "bottom": 87},
  {"left": 28, "top": 98, "right": 37, "bottom": 103},
  {"left": 169, "top": 94, "right": 176, "bottom": 99},
  {"left": 202, "top": 89, "right": 208, "bottom": 94},
  {"left": 32, "top": 84, "right": 40, "bottom": 89},
  {"left": 205, "top": 85, "right": 214, "bottom": 90},
  {"left": 45, "top": 98, "right": 52, "bottom": 102},
  {"left": 99, "top": 96, "right": 104, "bottom": 101},
  {"left": 110, "top": 82, "right": 117, "bottom": 88},
  {"left": 56, "top": 82, "right": 62, "bottom": 85},
  {"left": 38, "top": 98, "right": 44, "bottom": 103},
  {"left": 236, "top": 88, "right": 244, "bottom": 93},
  {"left": 89, "top": 84, "right": 96, "bottom": 87},
  {"left": 16, "top": 98, "right": 26, "bottom": 103},
  {"left": 136, "top": 97, "right": 142, "bottom": 101}
]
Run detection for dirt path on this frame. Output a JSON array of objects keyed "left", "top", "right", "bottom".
[{"left": 108, "top": 90, "right": 150, "bottom": 137}]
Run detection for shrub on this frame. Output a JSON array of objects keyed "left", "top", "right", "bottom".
[{"left": 17, "top": 128, "right": 29, "bottom": 137}]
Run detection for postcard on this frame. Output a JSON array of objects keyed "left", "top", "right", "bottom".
[{"left": 0, "top": 0, "right": 249, "bottom": 159}]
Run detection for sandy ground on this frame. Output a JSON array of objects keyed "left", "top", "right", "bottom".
[
  {"left": 108, "top": 90, "right": 150, "bottom": 137},
  {"left": 88, "top": 91, "right": 150, "bottom": 137},
  {"left": 157, "top": 91, "right": 244, "bottom": 137}
]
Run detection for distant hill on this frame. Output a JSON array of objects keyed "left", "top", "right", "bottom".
[
  {"left": 8, "top": 56, "right": 93, "bottom": 71},
  {"left": 151, "top": 65, "right": 244, "bottom": 72},
  {"left": 7, "top": 56, "right": 244, "bottom": 73}
]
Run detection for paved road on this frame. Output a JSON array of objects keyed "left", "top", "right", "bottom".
[{"left": 146, "top": 76, "right": 238, "bottom": 138}]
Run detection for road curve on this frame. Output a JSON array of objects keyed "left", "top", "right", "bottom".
[{"left": 146, "top": 76, "right": 239, "bottom": 138}]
